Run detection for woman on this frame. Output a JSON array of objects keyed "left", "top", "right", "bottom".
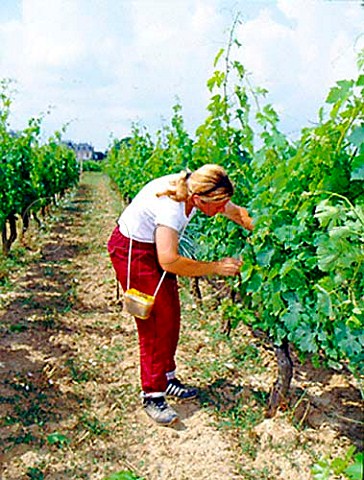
[{"left": 107, "top": 164, "right": 253, "bottom": 426}]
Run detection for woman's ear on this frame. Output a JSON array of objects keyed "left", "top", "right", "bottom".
[{"left": 191, "top": 194, "right": 202, "bottom": 208}]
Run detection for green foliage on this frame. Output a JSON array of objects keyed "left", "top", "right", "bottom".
[
  {"left": 312, "top": 446, "right": 363, "bottom": 480},
  {"left": 47, "top": 431, "right": 70, "bottom": 448},
  {"left": 79, "top": 412, "right": 109, "bottom": 436},
  {"left": 83, "top": 159, "right": 103, "bottom": 172},
  {"left": 104, "top": 40, "right": 364, "bottom": 375},
  {"left": 26, "top": 467, "right": 44, "bottom": 480},
  {"left": 242, "top": 66, "right": 364, "bottom": 373},
  {"left": 104, "top": 101, "right": 192, "bottom": 203},
  {"left": 103, "top": 471, "right": 145, "bottom": 480},
  {"left": 0, "top": 82, "right": 80, "bottom": 254},
  {"left": 345, "top": 452, "right": 364, "bottom": 480}
]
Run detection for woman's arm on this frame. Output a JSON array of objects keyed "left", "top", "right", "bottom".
[
  {"left": 155, "top": 226, "right": 242, "bottom": 277},
  {"left": 222, "top": 201, "right": 254, "bottom": 231}
]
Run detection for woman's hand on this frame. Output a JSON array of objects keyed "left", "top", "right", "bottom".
[
  {"left": 156, "top": 226, "right": 243, "bottom": 277},
  {"left": 214, "top": 257, "right": 242, "bottom": 276}
]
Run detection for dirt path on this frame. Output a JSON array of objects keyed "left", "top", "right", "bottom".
[
  {"left": 0, "top": 173, "right": 240, "bottom": 479},
  {"left": 0, "top": 173, "right": 362, "bottom": 480}
]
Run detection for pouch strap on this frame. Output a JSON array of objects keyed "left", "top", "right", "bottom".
[
  {"left": 126, "top": 232, "right": 133, "bottom": 291},
  {"left": 126, "top": 234, "right": 166, "bottom": 297},
  {"left": 126, "top": 221, "right": 188, "bottom": 297}
]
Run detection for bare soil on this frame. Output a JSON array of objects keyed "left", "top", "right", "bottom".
[{"left": 0, "top": 173, "right": 362, "bottom": 480}]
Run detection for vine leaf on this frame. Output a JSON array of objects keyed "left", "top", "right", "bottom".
[{"left": 351, "top": 154, "right": 364, "bottom": 180}]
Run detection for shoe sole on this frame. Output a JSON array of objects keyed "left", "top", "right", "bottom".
[
  {"left": 143, "top": 407, "right": 179, "bottom": 426},
  {"left": 166, "top": 394, "right": 198, "bottom": 401},
  {"left": 162, "top": 416, "right": 179, "bottom": 426},
  {"left": 147, "top": 414, "right": 179, "bottom": 426}
]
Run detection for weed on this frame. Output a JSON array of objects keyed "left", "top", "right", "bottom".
[
  {"left": 239, "top": 437, "right": 258, "bottom": 459},
  {"left": 0, "top": 375, "right": 58, "bottom": 451},
  {"left": 5, "top": 402, "right": 43, "bottom": 427},
  {"left": 66, "top": 358, "right": 93, "bottom": 383},
  {"left": 43, "top": 265, "right": 55, "bottom": 277},
  {"left": 96, "top": 343, "right": 125, "bottom": 363},
  {"left": 7, "top": 430, "right": 36, "bottom": 446},
  {"left": 0, "top": 393, "right": 20, "bottom": 405},
  {"left": 79, "top": 412, "right": 110, "bottom": 437},
  {"left": 8, "top": 322, "right": 28, "bottom": 333},
  {"left": 108, "top": 383, "right": 139, "bottom": 416},
  {"left": 0, "top": 268, "right": 11, "bottom": 287},
  {"left": 26, "top": 467, "right": 44, "bottom": 480},
  {"left": 47, "top": 431, "right": 71, "bottom": 448},
  {"left": 221, "top": 403, "right": 264, "bottom": 431},
  {"left": 103, "top": 471, "right": 145, "bottom": 480},
  {"left": 312, "top": 446, "right": 363, "bottom": 480},
  {"left": 60, "top": 286, "right": 78, "bottom": 306},
  {"left": 237, "top": 465, "right": 271, "bottom": 479},
  {"left": 38, "top": 315, "right": 58, "bottom": 330},
  {"left": 5, "top": 392, "right": 49, "bottom": 427}
]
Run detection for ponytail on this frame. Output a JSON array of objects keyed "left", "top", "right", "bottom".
[
  {"left": 156, "top": 170, "right": 190, "bottom": 202},
  {"left": 156, "top": 164, "right": 233, "bottom": 203}
]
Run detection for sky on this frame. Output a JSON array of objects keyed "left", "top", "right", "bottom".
[{"left": 0, "top": 0, "right": 363, "bottom": 152}]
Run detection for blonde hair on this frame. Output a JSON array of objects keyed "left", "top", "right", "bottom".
[{"left": 156, "top": 164, "right": 234, "bottom": 202}]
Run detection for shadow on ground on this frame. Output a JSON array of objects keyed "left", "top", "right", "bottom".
[
  {"left": 197, "top": 366, "right": 363, "bottom": 451},
  {"left": 0, "top": 185, "right": 97, "bottom": 466}
]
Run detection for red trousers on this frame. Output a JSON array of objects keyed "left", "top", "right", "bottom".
[{"left": 107, "top": 226, "right": 181, "bottom": 394}]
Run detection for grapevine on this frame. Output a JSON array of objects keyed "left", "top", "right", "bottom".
[
  {"left": 0, "top": 83, "right": 80, "bottom": 255},
  {"left": 104, "top": 39, "right": 364, "bottom": 413}
]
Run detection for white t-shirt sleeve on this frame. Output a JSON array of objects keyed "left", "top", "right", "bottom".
[
  {"left": 154, "top": 196, "right": 186, "bottom": 232},
  {"left": 118, "top": 174, "right": 193, "bottom": 242}
]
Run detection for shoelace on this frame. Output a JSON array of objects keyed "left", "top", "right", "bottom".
[{"left": 147, "top": 397, "right": 168, "bottom": 410}]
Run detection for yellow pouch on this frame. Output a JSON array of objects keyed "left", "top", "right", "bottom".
[
  {"left": 124, "top": 288, "right": 155, "bottom": 320},
  {"left": 122, "top": 231, "right": 167, "bottom": 320}
]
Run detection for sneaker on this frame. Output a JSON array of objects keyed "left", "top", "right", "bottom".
[
  {"left": 143, "top": 395, "right": 179, "bottom": 426},
  {"left": 166, "top": 378, "right": 198, "bottom": 400}
]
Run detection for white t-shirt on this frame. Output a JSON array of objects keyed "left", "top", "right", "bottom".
[{"left": 118, "top": 174, "right": 195, "bottom": 243}]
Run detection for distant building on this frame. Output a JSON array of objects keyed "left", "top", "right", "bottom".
[
  {"left": 64, "top": 141, "right": 107, "bottom": 161},
  {"left": 74, "top": 143, "right": 94, "bottom": 161}
]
